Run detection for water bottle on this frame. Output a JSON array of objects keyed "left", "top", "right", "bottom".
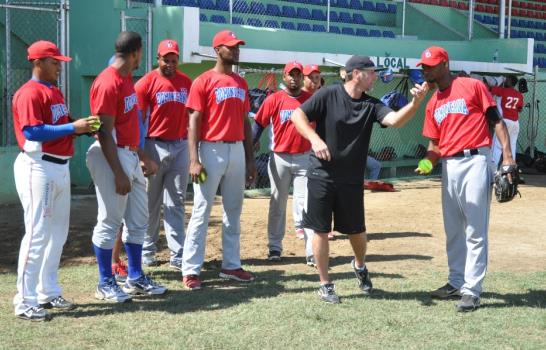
[{"left": 493, "top": 49, "right": 499, "bottom": 63}]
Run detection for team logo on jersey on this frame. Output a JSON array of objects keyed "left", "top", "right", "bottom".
[
  {"left": 214, "top": 87, "right": 246, "bottom": 104},
  {"left": 50, "top": 103, "right": 68, "bottom": 124},
  {"left": 279, "top": 109, "right": 294, "bottom": 124},
  {"left": 434, "top": 98, "right": 469, "bottom": 126},
  {"left": 156, "top": 88, "right": 188, "bottom": 106},
  {"left": 124, "top": 93, "right": 138, "bottom": 113}
]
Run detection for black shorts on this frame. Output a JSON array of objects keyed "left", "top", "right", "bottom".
[{"left": 302, "top": 177, "right": 365, "bottom": 234}]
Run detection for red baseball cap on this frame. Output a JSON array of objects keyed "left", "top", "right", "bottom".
[
  {"left": 157, "top": 39, "right": 180, "bottom": 56},
  {"left": 27, "top": 40, "right": 71, "bottom": 62},
  {"left": 212, "top": 30, "right": 245, "bottom": 48},
  {"left": 416, "top": 46, "right": 449, "bottom": 67},
  {"left": 284, "top": 61, "right": 303, "bottom": 74},
  {"left": 303, "top": 64, "right": 320, "bottom": 76}
]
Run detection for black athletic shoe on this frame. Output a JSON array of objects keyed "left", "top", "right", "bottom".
[
  {"left": 456, "top": 295, "right": 480, "bottom": 312},
  {"left": 267, "top": 250, "right": 281, "bottom": 262},
  {"left": 430, "top": 283, "right": 461, "bottom": 299},
  {"left": 16, "top": 307, "right": 52, "bottom": 322},
  {"left": 351, "top": 259, "right": 373, "bottom": 295},
  {"left": 39, "top": 296, "right": 76, "bottom": 310},
  {"left": 318, "top": 283, "right": 340, "bottom": 304}
]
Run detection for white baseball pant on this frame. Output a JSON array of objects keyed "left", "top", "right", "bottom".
[
  {"left": 267, "top": 152, "right": 310, "bottom": 253},
  {"left": 86, "top": 142, "right": 148, "bottom": 249},
  {"left": 182, "top": 141, "right": 245, "bottom": 276},
  {"left": 142, "top": 139, "right": 189, "bottom": 261},
  {"left": 442, "top": 147, "right": 492, "bottom": 297},
  {"left": 12, "top": 152, "right": 70, "bottom": 315},
  {"left": 491, "top": 118, "right": 519, "bottom": 169}
]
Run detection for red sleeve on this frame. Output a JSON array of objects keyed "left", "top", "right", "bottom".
[
  {"left": 491, "top": 86, "right": 501, "bottom": 96},
  {"left": 475, "top": 80, "right": 496, "bottom": 113},
  {"left": 134, "top": 74, "right": 149, "bottom": 114},
  {"left": 422, "top": 101, "right": 439, "bottom": 140},
  {"left": 90, "top": 78, "right": 118, "bottom": 116},
  {"left": 14, "top": 89, "right": 45, "bottom": 129},
  {"left": 253, "top": 94, "right": 275, "bottom": 127},
  {"left": 186, "top": 76, "right": 206, "bottom": 113}
]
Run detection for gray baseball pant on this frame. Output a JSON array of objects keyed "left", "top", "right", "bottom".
[
  {"left": 142, "top": 139, "right": 189, "bottom": 261},
  {"left": 86, "top": 142, "right": 148, "bottom": 249},
  {"left": 267, "top": 152, "right": 310, "bottom": 253},
  {"left": 182, "top": 141, "right": 245, "bottom": 276},
  {"left": 442, "top": 147, "right": 492, "bottom": 297}
]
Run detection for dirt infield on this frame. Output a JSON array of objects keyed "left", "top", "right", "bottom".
[{"left": 1, "top": 176, "right": 545, "bottom": 275}]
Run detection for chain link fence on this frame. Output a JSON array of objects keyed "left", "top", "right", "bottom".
[
  {"left": 0, "top": 0, "right": 66, "bottom": 146},
  {"left": 121, "top": 7, "right": 153, "bottom": 77}
]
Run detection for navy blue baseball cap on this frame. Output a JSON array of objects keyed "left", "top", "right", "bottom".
[{"left": 345, "top": 55, "right": 386, "bottom": 72}]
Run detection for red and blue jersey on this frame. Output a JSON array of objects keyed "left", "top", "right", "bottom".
[
  {"left": 12, "top": 80, "right": 73, "bottom": 156},
  {"left": 135, "top": 69, "right": 192, "bottom": 140},
  {"left": 253, "top": 90, "right": 312, "bottom": 154},
  {"left": 90, "top": 66, "right": 140, "bottom": 147}
]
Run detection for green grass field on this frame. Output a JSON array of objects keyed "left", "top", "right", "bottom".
[{"left": 1, "top": 263, "right": 544, "bottom": 350}]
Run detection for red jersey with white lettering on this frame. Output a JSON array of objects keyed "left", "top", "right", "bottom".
[
  {"left": 491, "top": 86, "right": 523, "bottom": 121},
  {"left": 254, "top": 90, "right": 312, "bottom": 154},
  {"left": 135, "top": 69, "right": 192, "bottom": 140},
  {"left": 423, "top": 77, "right": 496, "bottom": 157},
  {"left": 12, "top": 80, "right": 73, "bottom": 156},
  {"left": 90, "top": 66, "right": 139, "bottom": 147},
  {"left": 186, "top": 69, "right": 250, "bottom": 141}
]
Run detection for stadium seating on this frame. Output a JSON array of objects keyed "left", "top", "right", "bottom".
[
  {"left": 297, "top": 23, "right": 312, "bottom": 31},
  {"left": 341, "top": 27, "right": 356, "bottom": 35},
  {"left": 264, "top": 19, "right": 280, "bottom": 28},
  {"left": 247, "top": 18, "right": 262, "bottom": 27},
  {"left": 210, "top": 14, "right": 226, "bottom": 23},
  {"left": 356, "top": 28, "right": 369, "bottom": 36},
  {"left": 313, "top": 24, "right": 327, "bottom": 32}
]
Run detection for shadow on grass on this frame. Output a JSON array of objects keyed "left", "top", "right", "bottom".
[
  {"left": 480, "top": 290, "right": 546, "bottom": 309},
  {"left": 342, "top": 289, "right": 435, "bottom": 306}
]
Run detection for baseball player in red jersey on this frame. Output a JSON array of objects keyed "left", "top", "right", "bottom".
[
  {"left": 86, "top": 31, "right": 166, "bottom": 303},
  {"left": 302, "top": 64, "right": 322, "bottom": 95},
  {"left": 181, "top": 30, "right": 256, "bottom": 290},
  {"left": 12, "top": 41, "right": 95, "bottom": 321},
  {"left": 490, "top": 75, "right": 524, "bottom": 168},
  {"left": 135, "top": 39, "right": 192, "bottom": 270},
  {"left": 252, "top": 61, "right": 314, "bottom": 264},
  {"left": 416, "top": 46, "right": 515, "bottom": 312}
]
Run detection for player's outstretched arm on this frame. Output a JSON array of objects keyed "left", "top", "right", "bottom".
[
  {"left": 188, "top": 109, "right": 204, "bottom": 183},
  {"left": 291, "top": 108, "right": 330, "bottom": 161},
  {"left": 97, "top": 115, "right": 131, "bottom": 195},
  {"left": 382, "top": 82, "right": 429, "bottom": 128}
]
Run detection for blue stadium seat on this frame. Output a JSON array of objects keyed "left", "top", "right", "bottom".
[
  {"left": 369, "top": 29, "right": 381, "bottom": 37},
  {"left": 510, "top": 29, "right": 518, "bottom": 38},
  {"left": 282, "top": 5, "right": 297, "bottom": 18},
  {"left": 215, "top": 0, "right": 229, "bottom": 11},
  {"left": 474, "top": 14, "right": 484, "bottom": 22},
  {"left": 281, "top": 21, "right": 296, "bottom": 30},
  {"left": 249, "top": 2, "right": 265, "bottom": 14},
  {"left": 375, "top": 2, "right": 388, "bottom": 13},
  {"left": 527, "top": 31, "right": 536, "bottom": 39},
  {"left": 297, "top": 7, "right": 312, "bottom": 20},
  {"left": 518, "top": 30, "right": 527, "bottom": 37},
  {"left": 232, "top": 16, "right": 244, "bottom": 24},
  {"left": 199, "top": 0, "right": 215, "bottom": 9},
  {"left": 210, "top": 15, "right": 227, "bottom": 23},
  {"left": 309, "top": 0, "right": 326, "bottom": 5},
  {"left": 313, "top": 24, "right": 327, "bottom": 32},
  {"left": 266, "top": 4, "right": 281, "bottom": 17},
  {"left": 264, "top": 19, "right": 279, "bottom": 28},
  {"left": 536, "top": 32, "right": 545, "bottom": 41},
  {"left": 297, "top": 23, "right": 312, "bottom": 31},
  {"left": 341, "top": 27, "right": 355, "bottom": 35},
  {"left": 363, "top": 1, "right": 375, "bottom": 11},
  {"left": 329, "top": 25, "right": 341, "bottom": 34},
  {"left": 233, "top": 0, "right": 249, "bottom": 13},
  {"left": 356, "top": 28, "right": 369, "bottom": 36},
  {"left": 330, "top": 11, "right": 339, "bottom": 22},
  {"left": 350, "top": 0, "right": 363, "bottom": 10},
  {"left": 335, "top": 0, "right": 350, "bottom": 8},
  {"left": 338, "top": 11, "right": 353, "bottom": 23},
  {"left": 199, "top": 13, "right": 207, "bottom": 21},
  {"left": 352, "top": 13, "right": 367, "bottom": 24},
  {"left": 382, "top": 30, "right": 395, "bottom": 38},
  {"left": 247, "top": 18, "right": 263, "bottom": 27},
  {"left": 312, "top": 9, "right": 327, "bottom": 21},
  {"left": 178, "top": 0, "right": 198, "bottom": 6},
  {"left": 387, "top": 3, "right": 397, "bottom": 13}
]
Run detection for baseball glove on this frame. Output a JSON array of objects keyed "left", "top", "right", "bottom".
[{"left": 494, "top": 164, "right": 521, "bottom": 203}]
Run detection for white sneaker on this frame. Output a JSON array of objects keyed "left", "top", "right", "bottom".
[
  {"left": 122, "top": 274, "right": 167, "bottom": 295},
  {"left": 95, "top": 277, "right": 132, "bottom": 303}
]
